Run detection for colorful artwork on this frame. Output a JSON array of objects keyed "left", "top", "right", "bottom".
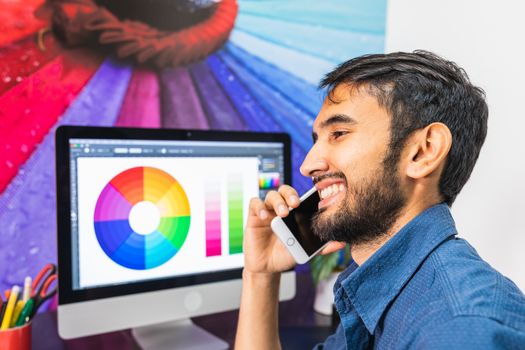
[{"left": 0, "top": 0, "right": 387, "bottom": 298}]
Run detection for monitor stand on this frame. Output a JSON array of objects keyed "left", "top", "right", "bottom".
[{"left": 132, "top": 318, "right": 229, "bottom": 350}]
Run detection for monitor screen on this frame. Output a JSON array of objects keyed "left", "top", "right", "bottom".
[{"left": 56, "top": 126, "right": 292, "bottom": 306}]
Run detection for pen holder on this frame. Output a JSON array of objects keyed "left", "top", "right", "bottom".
[{"left": 0, "top": 322, "right": 32, "bottom": 350}]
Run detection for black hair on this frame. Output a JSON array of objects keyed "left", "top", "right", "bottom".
[{"left": 320, "top": 50, "right": 488, "bottom": 205}]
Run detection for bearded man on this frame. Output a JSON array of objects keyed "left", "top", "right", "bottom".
[{"left": 235, "top": 51, "right": 525, "bottom": 349}]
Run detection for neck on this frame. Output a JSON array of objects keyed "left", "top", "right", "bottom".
[{"left": 350, "top": 198, "right": 441, "bottom": 266}]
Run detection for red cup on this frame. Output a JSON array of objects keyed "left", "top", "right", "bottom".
[{"left": 0, "top": 322, "right": 32, "bottom": 350}]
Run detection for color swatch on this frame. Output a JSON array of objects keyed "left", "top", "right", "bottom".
[
  {"left": 204, "top": 173, "right": 246, "bottom": 256},
  {"left": 259, "top": 172, "right": 280, "bottom": 189},
  {"left": 228, "top": 173, "right": 244, "bottom": 254},
  {"left": 94, "top": 167, "right": 190, "bottom": 269},
  {"left": 205, "top": 178, "right": 222, "bottom": 257}
]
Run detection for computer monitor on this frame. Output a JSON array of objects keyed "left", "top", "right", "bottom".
[{"left": 55, "top": 126, "right": 295, "bottom": 348}]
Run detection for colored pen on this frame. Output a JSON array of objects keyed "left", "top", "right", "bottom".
[
  {"left": 0, "top": 285, "right": 20, "bottom": 329},
  {"left": 15, "top": 298, "right": 34, "bottom": 327},
  {"left": 22, "top": 276, "right": 32, "bottom": 302},
  {"left": 10, "top": 300, "right": 25, "bottom": 328}
]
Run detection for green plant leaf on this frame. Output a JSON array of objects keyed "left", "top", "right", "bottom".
[{"left": 310, "top": 252, "right": 339, "bottom": 285}]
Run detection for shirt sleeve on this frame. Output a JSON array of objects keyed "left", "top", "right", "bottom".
[{"left": 413, "top": 315, "right": 525, "bottom": 350}]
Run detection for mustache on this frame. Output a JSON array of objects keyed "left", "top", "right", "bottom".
[{"left": 312, "top": 172, "right": 346, "bottom": 185}]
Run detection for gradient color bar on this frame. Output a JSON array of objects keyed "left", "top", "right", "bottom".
[
  {"left": 228, "top": 174, "right": 243, "bottom": 254},
  {"left": 205, "top": 179, "right": 222, "bottom": 257}
]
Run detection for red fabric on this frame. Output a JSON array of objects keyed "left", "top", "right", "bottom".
[
  {"left": 0, "top": 48, "right": 103, "bottom": 193},
  {"left": 0, "top": 0, "right": 47, "bottom": 47},
  {"left": 0, "top": 34, "right": 63, "bottom": 96},
  {"left": 51, "top": 0, "right": 238, "bottom": 68}
]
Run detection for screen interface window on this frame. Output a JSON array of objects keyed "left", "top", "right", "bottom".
[{"left": 68, "top": 138, "right": 285, "bottom": 290}]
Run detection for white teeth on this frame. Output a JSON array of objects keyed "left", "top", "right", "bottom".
[{"left": 319, "top": 183, "right": 346, "bottom": 200}]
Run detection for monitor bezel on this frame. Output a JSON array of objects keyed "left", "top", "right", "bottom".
[{"left": 55, "top": 125, "right": 291, "bottom": 305}]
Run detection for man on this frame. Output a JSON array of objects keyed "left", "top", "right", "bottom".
[{"left": 235, "top": 51, "right": 525, "bottom": 349}]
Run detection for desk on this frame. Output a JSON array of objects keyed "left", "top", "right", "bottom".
[{"left": 31, "top": 271, "right": 336, "bottom": 349}]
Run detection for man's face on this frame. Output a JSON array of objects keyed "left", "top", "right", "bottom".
[{"left": 300, "top": 85, "right": 406, "bottom": 245}]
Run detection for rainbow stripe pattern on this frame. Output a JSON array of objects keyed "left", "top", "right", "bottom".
[
  {"left": 94, "top": 167, "right": 190, "bottom": 270},
  {"left": 258, "top": 172, "right": 281, "bottom": 189}
]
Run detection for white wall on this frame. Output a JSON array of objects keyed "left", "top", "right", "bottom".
[{"left": 386, "top": 0, "right": 525, "bottom": 290}]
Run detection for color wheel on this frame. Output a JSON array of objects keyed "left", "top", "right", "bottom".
[{"left": 93, "top": 166, "right": 191, "bottom": 270}]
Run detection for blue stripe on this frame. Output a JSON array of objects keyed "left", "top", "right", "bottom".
[
  {"left": 206, "top": 54, "right": 281, "bottom": 132},
  {"left": 235, "top": 14, "right": 384, "bottom": 63},
  {"left": 208, "top": 53, "right": 310, "bottom": 192},
  {"left": 225, "top": 43, "right": 323, "bottom": 117},
  {"left": 215, "top": 50, "right": 312, "bottom": 192},
  {"left": 239, "top": 0, "right": 387, "bottom": 34}
]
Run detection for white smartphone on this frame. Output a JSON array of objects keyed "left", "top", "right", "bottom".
[{"left": 271, "top": 187, "right": 329, "bottom": 264}]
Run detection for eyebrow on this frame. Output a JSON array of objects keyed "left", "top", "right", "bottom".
[
  {"left": 312, "top": 114, "right": 357, "bottom": 142},
  {"left": 319, "top": 114, "right": 357, "bottom": 128}
]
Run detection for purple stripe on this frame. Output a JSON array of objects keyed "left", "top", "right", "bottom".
[
  {"left": 189, "top": 61, "right": 246, "bottom": 131},
  {"left": 116, "top": 69, "right": 161, "bottom": 128},
  {"left": 160, "top": 68, "right": 209, "bottom": 129},
  {"left": 0, "top": 58, "right": 132, "bottom": 296}
]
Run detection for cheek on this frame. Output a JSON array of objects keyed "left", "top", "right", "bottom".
[{"left": 328, "top": 133, "right": 390, "bottom": 179}]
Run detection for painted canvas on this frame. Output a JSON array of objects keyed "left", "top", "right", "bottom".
[{"left": 0, "top": 0, "right": 387, "bottom": 301}]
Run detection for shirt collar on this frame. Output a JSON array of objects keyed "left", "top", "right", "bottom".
[{"left": 334, "top": 203, "right": 457, "bottom": 334}]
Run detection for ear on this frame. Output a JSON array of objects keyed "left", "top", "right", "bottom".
[{"left": 405, "top": 123, "right": 452, "bottom": 179}]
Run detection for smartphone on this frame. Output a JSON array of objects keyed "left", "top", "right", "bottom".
[{"left": 271, "top": 187, "right": 328, "bottom": 264}]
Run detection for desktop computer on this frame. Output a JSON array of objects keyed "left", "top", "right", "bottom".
[{"left": 55, "top": 126, "right": 296, "bottom": 349}]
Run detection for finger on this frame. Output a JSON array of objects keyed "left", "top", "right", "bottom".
[
  {"left": 249, "top": 197, "right": 273, "bottom": 221},
  {"left": 264, "top": 190, "right": 289, "bottom": 217},
  {"left": 319, "top": 241, "right": 346, "bottom": 255},
  {"left": 277, "top": 185, "right": 300, "bottom": 209}
]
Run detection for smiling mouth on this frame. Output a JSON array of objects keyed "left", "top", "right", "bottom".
[
  {"left": 316, "top": 182, "right": 347, "bottom": 209},
  {"left": 319, "top": 183, "right": 346, "bottom": 200}
]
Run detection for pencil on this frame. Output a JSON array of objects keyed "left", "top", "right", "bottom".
[{"left": 0, "top": 285, "right": 20, "bottom": 329}]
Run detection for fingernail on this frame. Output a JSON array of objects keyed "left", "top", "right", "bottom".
[
  {"left": 278, "top": 204, "right": 287, "bottom": 215},
  {"left": 289, "top": 195, "right": 299, "bottom": 205},
  {"left": 260, "top": 210, "right": 268, "bottom": 220}
]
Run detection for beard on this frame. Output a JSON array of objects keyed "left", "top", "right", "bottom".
[{"left": 311, "top": 153, "right": 406, "bottom": 246}]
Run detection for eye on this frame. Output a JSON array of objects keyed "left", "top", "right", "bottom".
[{"left": 331, "top": 130, "right": 349, "bottom": 140}]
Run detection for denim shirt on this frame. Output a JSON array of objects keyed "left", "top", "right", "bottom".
[{"left": 315, "top": 204, "right": 525, "bottom": 349}]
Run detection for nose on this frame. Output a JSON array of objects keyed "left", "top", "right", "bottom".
[{"left": 300, "top": 143, "right": 329, "bottom": 177}]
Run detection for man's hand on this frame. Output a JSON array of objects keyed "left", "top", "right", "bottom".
[
  {"left": 243, "top": 185, "right": 300, "bottom": 274},
  {"left": 243, "top": 184, "right": 346, "bottom": 274}
]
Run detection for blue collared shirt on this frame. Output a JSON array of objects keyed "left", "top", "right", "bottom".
[{"left": 315, "top": 204, "right": 525, "bottom": 349}]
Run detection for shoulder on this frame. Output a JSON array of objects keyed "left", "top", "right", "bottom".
[
  {"left": 413, "top": 315, "right": 525, "bottom": 349},
  {"left": 428, "top": 237, "right": 525, "bottom": 330}
]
